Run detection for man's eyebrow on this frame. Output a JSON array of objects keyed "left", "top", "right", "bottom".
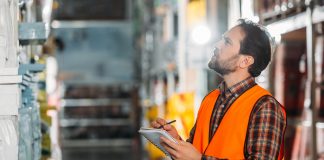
[{"left": 222, "top": 34, "right": 233, "bottom": 45}]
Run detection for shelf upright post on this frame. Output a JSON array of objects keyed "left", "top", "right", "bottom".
[
  {"left": 0, "top": 0, "right": 20, "bottom": 159},
  {"left": 305, "top": 0, "right": 318, "bottom": 159},
  {"left": 178, "top": 0, "right": 187, "bottom": 92}
]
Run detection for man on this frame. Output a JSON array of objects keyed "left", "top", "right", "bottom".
[{"left": 151, "top": 19, "right": 286, "bottom": 160}]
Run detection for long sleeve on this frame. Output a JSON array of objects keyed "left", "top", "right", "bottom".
[
  {"left": 244, "top": 95, "right": 286, "bottom": 160},
  {"left": 186, "top": 123, "right": 196, "bottom": 143}
]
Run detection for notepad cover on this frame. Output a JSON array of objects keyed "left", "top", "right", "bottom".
[{"left": 139, "top": 127, "right": 178, "bottom": 157}]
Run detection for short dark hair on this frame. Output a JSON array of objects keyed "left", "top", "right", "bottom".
[{"left": 237, "top": 19, "right": 272, "bottom": 77}]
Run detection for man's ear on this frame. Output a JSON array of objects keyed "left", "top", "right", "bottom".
[{"left": 239, "top": 55, "right": 254, "bottom": 68}]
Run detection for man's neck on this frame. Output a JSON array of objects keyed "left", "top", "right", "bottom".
[{"left": 222, "top": 72, "right": 252, "bottom": 88}]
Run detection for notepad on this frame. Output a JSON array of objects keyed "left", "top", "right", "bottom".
[{"left": 139, "top": 127, "right": 178, "bottom": 157}]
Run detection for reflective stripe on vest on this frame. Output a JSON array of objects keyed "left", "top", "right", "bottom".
[{"left": 192, "top": 85, "right": 286, "bottom": 159}]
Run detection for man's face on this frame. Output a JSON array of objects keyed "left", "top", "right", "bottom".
[{"left": 208, "top": 26, "right": 245, "bottom": 76}]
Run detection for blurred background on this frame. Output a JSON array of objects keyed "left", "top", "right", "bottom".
[{"left": 0, "top": 0, "right": 324, "bottom": 159}]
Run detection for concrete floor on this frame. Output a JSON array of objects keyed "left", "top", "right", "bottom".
[{"left": 62, "top": 147, "right": 145, "bottom": 160}]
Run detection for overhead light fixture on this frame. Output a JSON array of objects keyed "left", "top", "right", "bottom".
[{"left": 191, "top": 24, "right": 211, "bottom": 45}]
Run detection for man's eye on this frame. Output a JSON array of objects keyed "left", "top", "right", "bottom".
[{"left": 224, "top": 39, "right": 230, "bottom": 45}]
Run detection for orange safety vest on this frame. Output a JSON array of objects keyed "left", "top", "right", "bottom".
[{"left": 192, "top": 85, "right": 286, "bottom": 159}]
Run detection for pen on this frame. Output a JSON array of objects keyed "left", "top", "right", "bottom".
[{"left": 158, "top": 120, "right": 176, "bottom": 129}]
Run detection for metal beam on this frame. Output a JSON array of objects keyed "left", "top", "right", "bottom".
[
  {"left": 305, "top": 1, "right": 317, "bottom": 159},
  {"left": 177, "top": 0, "right": 187, "bottom": 92}
]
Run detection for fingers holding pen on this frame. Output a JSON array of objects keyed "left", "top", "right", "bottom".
[
  {"left": 151, "top": 121, "right": 159, "bottom": 128},
  {"left": 156, "top": 118, "right": 167, "bottom": 126},
  {"left": 151, "top": 118, "right": 181, "bottom": 141},
  {"left": 151, "top": 117, "right": 167, "bottom": 128}
]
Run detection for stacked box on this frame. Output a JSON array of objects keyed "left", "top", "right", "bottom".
[{"left": 18, "top": 64, "right": 45, "bottom": 160}]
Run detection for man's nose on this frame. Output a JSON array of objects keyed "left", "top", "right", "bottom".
[{"left": 213, "top": 47, "right": 220, "bottom": 55}]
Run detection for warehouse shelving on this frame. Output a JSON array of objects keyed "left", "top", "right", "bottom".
[
  {"left": 60, "top": 118, "right": 132, "bottom": 127},
  {"left": 266, "top": 5, "right": 324, "bottom": 35},
  {"left": 255, "top": 0, "right": 324, "bottom": 159},
  {"left": 59, "top": 85, "right": 139, "bottom": 148},
  {"left": 62, "top": 98, "right": 132, "bottom": 107},
  {"left": 62, "top": 139, "right": 133, "bottom": 148}
]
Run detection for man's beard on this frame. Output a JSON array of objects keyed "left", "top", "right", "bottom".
[{"left": 208, "top": 53, "right": 239, "bottom": 76}]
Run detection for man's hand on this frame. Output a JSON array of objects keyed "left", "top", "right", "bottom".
[
  {"left": 160, "top": 136, "right": 202, "bottom": 160},
  {"left": 151, "top": 118, "right": 181, "bottom": 140}
]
